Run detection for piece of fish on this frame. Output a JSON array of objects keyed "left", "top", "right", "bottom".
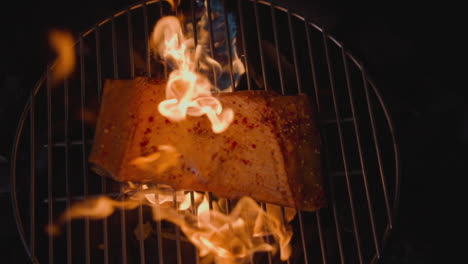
[{"left": 89, "top": 77, "right": 325, "bottom": 211}]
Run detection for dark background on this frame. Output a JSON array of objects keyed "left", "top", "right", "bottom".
[{"left": 0, "top": 0, "right": 463, "bottom": 263}]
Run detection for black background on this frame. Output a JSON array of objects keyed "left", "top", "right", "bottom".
[{"left": 0, "top": 0, "right": 464, "bottom": 263}]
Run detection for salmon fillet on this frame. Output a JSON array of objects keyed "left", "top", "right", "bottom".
[{"left": 89, "top": 77, "right": 325, "bottom": 211}]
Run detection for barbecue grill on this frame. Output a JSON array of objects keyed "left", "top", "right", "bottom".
[{"left": 10, "top": 0, "right": 400, "bottom": 263}]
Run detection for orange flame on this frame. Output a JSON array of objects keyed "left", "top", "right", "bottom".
[
  {"left": 48, "top": 11, "right": 293, "bottom": 264},
  {"left": 49, "top": 185, "right": 295, "bottom": 263},
  {"left": 131, "top": 145, "right": 180, "bottom": 174},
  {"left": 151, "top": 16, "right": 234, "bottom": 133},
  {"left": 49, "top": 30, "right": 75, "bottom": 83},
  {"left": 153, "top": 194, "right": 294, "bottom": 262}
]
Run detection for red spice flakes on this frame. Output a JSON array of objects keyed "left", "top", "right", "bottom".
[
  {"left": 241, "top": 159, "right": 251, "bottom": 165},
  {"left": 165, "top": 118, "right": 170, "bottom": 124},
  {"left": 242, "top": 117, "right": 248, "bottom": 124},
  {"left": 230, "top": 141, "right": 238, "bottom": 150},
  {"left": 233, "top": 119, "right": 239, "bottom": 124},
  {"left": 314, "top": 188, "right": 325, "bottom": 203},
  {"left": 140, "top": 137, "right": 150, "bottom": 147},
  {"left": 251, "top": 144, "right": 256, "bottom": 149},
  {"left": 130, "top": 114, "right": 136, "bottom": 119},
  {"left": 247, "top": 123, "right": 257, "bottom": 129},
  {"left": 144, "top": 128, "right": 152, "bottom": 135},
  {"left": 148, "top": 116, "right": 154, "bottom": 122}
]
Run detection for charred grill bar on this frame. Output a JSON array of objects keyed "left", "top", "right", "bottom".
[{"left": 10, "top": 0, "right": 399, "bottom": 263}]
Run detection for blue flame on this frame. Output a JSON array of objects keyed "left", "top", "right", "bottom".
[{"left": 189, "top": 0, "right": 243, "bottom": 91}]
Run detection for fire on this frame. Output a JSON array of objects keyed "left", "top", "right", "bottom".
[
  {"left": 151, "top": 16, "right": 234, "bottom": 133},
  {"left": 49, "top": 185, "right": 295, "bottom": 263},
  {"left": 48, "top": 30, "right": 75, "bottom": 83},
  {"left": 48, "top": 6, "right": 295, "bottom": 264},
  {"left": 131, "top": 145, "right": 180, "bottom": 174}
]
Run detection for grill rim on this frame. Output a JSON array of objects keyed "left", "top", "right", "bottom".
[{"left": 9, "top": 0, "right": 401, "bottom": 263}]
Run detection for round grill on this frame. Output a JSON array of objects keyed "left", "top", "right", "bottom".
[{"left": 10, "top": 0, "right": 400, "bottom": 263}]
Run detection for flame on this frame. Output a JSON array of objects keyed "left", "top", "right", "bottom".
[
  {"left": 49, "top": 184, "right": 295, "bottom": 263},
  {"left": 48, "top": 8, "right": 293, "bottom": 264},
  {"left": 131, "top": 145, "right": 180, "bottom": 174},
  {"left": 151, "top": 16, "right": 234, "bottom": 133},
  {"left": 49, "top": 30, "right": 75, "bottom": 83},
  {"left": 179, "top": 191, "right": 203, "bottom": 211},
  {"left": 197, "top": 193, "right": 210, "bottom": 215},
  {"left": 166, "top": 0, "right": 181, "bottom": 11},
  {"left": 153, "top": 195, "right": 294, "bottom": 262}
]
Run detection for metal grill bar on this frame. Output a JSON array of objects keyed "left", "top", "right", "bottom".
[
  {"left": 342, "top": 46, "right": 380, "bottom": 258},
  {"left": 205, "top": 0, "right": 218, "bottom": 88},
  {"left": 143, "top": 2, "right": 151, "bottom": 78},
  {"left": 322, "top": 136, "right": 344, "bottom": 264},
  {"left": 111, "top": 16, "right": 129, "bottom": 263},
  {"left": 113, "top": 14, "right": 130, "bottom": 264},
  {"left": 29, "top": 81, "right": 36, "bottom": 259},
  {"left": 226, "top": 199, "right": 232, "bottom": 213},
  {"left": 43, "top": 193, "right": 120, "bottom": 203},
  {"left": 315, "top": 211, "right": 327, "bottom": 264},
  {"left": 271, "top": 10, "right": 315, "bottom": 260},
  {"left": 304, "top": 20, "right": 320, "bottom": 111},
  {"left": 297, "top": 212, "right": 309, "bottom": 264},
  {"left": 154, "top": 194, "right": 165, "bottom": 264},
  {"left": 306, "top": 25, "right": 345, "bottom": 264},
  {"left": 96, "top": 28, "right": 103, "bottom": 100},
  {"left": 190, "top": 191, "right": 200, "bottom": 264},
  {"left": 128, "top": 11, "right": 135, "bottom": 78},
  {"left": 63, "top": 77, "right": 73, "bottom": 264},
  {"left": 10, "top": 2, "right": 400, "bottom": 264},
  {"left": 190, "top": 0, "right": 198, "bottom": 47},
  {"left": 138, "top": 205, "right": 146, "bottom": 264},
  {"left": 159, "top": 2, "right": 168, "bottom": 78},
  {"left": 41, "top": 140, "right": 89, "bottom": 147},
  {"left": 173, "top": 192, "right": 183, "bottom": 264},
  {"left": 362, "top": 70, "right": 394, "bottom": 228},
  {"left": 269, "top": 3, "right": 285, "bottom": 95},
  {"left": 253, "top": 0, "right": 267, "bottom": 90},
  {"left": 260, "top": 203, "right": 273, "bottom": 264},
  {"left": 112, "top": 17, "right": 119, "bottom": 79},
  {"left": 287, "top": 9, "right": 302, "bottom": 94},
  {"left": 324, "top": 117, "right": 355, "bottom": 124},
  {"left": 323, "top": 33, "right": 363, "bottom": 264},
  {"left": 46, "top": 67, "right": 54, "bottom": 264},
  {"left": 208, "top": 192, "right": 214, "bottom": 210},
  {"left": 134, "top": 6, "right": 145, "bottom": 252},
  {"left": 190, "top": 0, "right": 200, "bottom": 75},
  {"left": 237, "top": 0, "right": 251, "bottom": 90},
  {"left": 222, "top": 0, "right": 235, "bottom": 90},
  {"left": 120, "top": 198, "right": 128, "bottom": 264},
  {"left": 95, "top": 25, "right": 110, "bottom": 264},
  {"left": 79, "top": 38, "right": 91, "bottom": 264}
]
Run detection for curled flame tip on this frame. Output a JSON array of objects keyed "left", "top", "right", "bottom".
[{"left": 151, "top": 16, "right": 234, "bottom": 134}]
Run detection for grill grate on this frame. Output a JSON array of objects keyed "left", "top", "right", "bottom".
[{"left": 10, "top": 0, "right": 400, "bottom": 263}]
